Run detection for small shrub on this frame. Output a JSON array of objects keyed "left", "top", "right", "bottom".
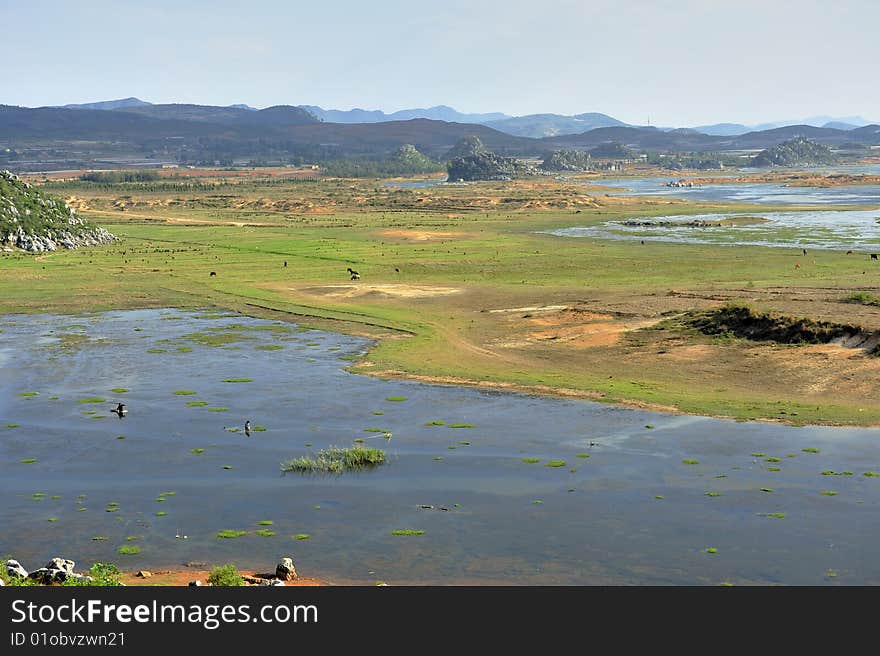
[{"left": 207, "top": 563, "right": 245, "bottom": 587}]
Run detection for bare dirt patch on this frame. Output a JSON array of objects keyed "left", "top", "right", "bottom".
[
  {"left": 379, "top": 229, "right": 471, "bottom": 242},
  {"left": 297, "top": 283, "right": 463, "bottom": 299}
]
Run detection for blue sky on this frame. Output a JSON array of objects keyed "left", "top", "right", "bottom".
[{"left": 2, "top": 0, "right": 878, "bottom": 126}]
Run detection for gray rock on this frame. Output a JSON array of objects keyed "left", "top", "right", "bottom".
[
  {"left": 28, "top": 568, "right": 50, "bottom": 583},
  {"left": 188, "top": 580, "right": 203, "bottom": 586},
  {"left": 45, "top": 557, "right": 75, "bottom": 575},
  {"left": 0, "top": 577, "right": 4, "bottom": 586},
  {"left": 275, "top": 557, "right": 297, "bottom": 581},
  {"left": 6, "top": 559, "right": 28, "bottom": 579}
]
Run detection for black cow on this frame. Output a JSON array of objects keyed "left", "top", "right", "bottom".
[
  {"left": 872, "top": 254, "right": 878, "bottom": 261},
  {"left": 210, "top": 271, "right": 217, "bottom": 277}
]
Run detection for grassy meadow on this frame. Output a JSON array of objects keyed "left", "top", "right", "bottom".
[{"left": 2, "top": 171, "right": 879, "bottom": 425}]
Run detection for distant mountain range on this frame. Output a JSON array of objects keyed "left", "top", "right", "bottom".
[
  {"left": 2, "top": 98, "right": 879, "bottom": 170},
  {"left": 48, "top": 98, "right": 878, "bottom": 139}
]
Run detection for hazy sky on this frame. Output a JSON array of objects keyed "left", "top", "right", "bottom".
[{"left": 3, "top": 0, "right": 878, "bottom": 126}]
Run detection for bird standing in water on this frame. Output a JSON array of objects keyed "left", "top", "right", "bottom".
[
  {"left": 111, "top": 403, "right": 127, "bottom": 418},
  {"left": 245, "top": 420, "right": 251, "bottom": 436}
]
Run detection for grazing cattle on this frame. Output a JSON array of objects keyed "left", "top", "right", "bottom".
[
  {"left": 847, "top": 250, "right": 853, "bottom": 255},
  {"left": 795, "top": 263, "right": 801, "bottom": 269},
  {"left": 209, "top": 271, "right": 217, "bottom": 277},
  {"left": 347, "top": 267, "right": 360, "bottom": 280},
  {"left": 802, "top": 249, "right": 807, "bottom": 256},
  {"left": 872, "top": 254, "right": 878, "bottom": 261},
  {"left": 283, "top": 261, "right": 287, "bottom": 267}
]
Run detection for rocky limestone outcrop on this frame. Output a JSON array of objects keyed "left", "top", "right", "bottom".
[
  {"left": 276, "top": 557, "right": 298, "bottom": 581},
  {"left": 0, "top": 169, "right": 116, "bottom": 252}
]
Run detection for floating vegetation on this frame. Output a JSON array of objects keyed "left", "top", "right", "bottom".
[
  {"left": 433, "top": 456, "right": 444, "bottom": 461},
  {"left": 223, "top": 465, "right": 232, "bottom": 470},
  {"left": 425, "top": 420, "right": 445, "bottom": 426},
  {"left": 252, "top": 425, "right": 267, "bottom": 432},
  {"left": 533, "top": 500, "right": 543, "bottom": 505},
  {"left": 364, "top": 427, "right": 388, "bottom": 433},
  {"left": 765, "top": 457, "right": 781, "bottom": 463},
  {"left": 146, "top": 348, "right": 166, "bottom": 354},
  {"left": 77, "top": 397, "right": 106, "bottom": 404},
  {"left": 645, "top": 425, "right": 655, "bottom": 429},
  {"left": 545, "top": 460, "right": 567, "bottom": 468},
  {"left": 705, "top": 492, "right": 723, "bottom": 497},
  {"left": 176, "top": 347, "right": 193, "bottom": 353},
  {"left": 91, "top": 536, "right": 108, "bottom": 542},
  {"left": 125, "top": 536, "right": 139, "bottom": 542},
  {"left": 304, "top": 442, "right": 313, "bottom": 447},
  {"left": 51, "top": 495, "right": 60, "bottom": 499},
  {"left": 207, "top": 407, "right": 229, "bottom": 412},
  {"left": 822, "top": 470, "right": 854, "bottom": 476},
  {"left": 391, "top": 529, "right": 425, "bottom": 536},
  {"left": 802, "top": 448, "right": 820, "bottom": 454},
  {"left": 18, "top": 391, "right": 39, "bottom": 397},
  {"left": 385, "top": 396, "right": 407, "bottom": 402},
  {"left": 294, "top": 534, "right": 310, "bottom": 540},
  {"left": 47, "top": 517, "right": 57, "bottom": 523},
  {"left": 705, "top": 548, "right": 718, "bottom": 554},
  {"left": 257, "top": 520, "right": 274, "bottom": 526},
  {"left": 373, "top": 411, "right": 384, "bottom": 416},
  {"left": 116, "top": 435, "right": 125, "bottom": 440},
  {"left": 759, "top": 512, "right": 786, "bottom": 519},
  {"left": 353, "top": 438, "right": 365, "bottom": 444},
  {"left": 111, "top": 388, "right": 129, "bottom": 394},
  {"left": 449, "top": 423, "right": 474, "bottom": 429},
  {"left": 576, "top": 453, "right": 590, "bottom": 459},
  {"left": 5, "top": 424, "right": 19, "bottom": 428},
  {"left": 32, "top": 493, "right": 46, "bottom": 500},
  {"left": 254, "top": 529, "right": 275, "bottom": 537},
  {"left": 117, "top": 546, "right": 140, "bottom": 555},
  {"left": 281, "top": 446, "right": 386, "bottom": 473},
  {"left": 751, "top": 452, "right": 765, "bottom": 457},
  {"left": 19, "top": 458, "right": 37, "bottom": 464},
  {"left": 191, "top": 448, "right": 205, "bottom": 454},
  {"left": 768, "top": 466, "right": 781, "bottom": 472},
  {"left": 820, "top": 490, "right": 838, "bottom": 496},
  {"left": 521, "top": 458, "right": 541, "bottom": 464},
  {"left": 458, "top": 441, "right": 471, "bottom": 446},
  {"left": 183, "top": 332, "right": 253, "bottom": 347},
  {"left": 256, "top": 344, "right": 284, "bottom": 351},
  {"left": 223, "top": 378, "right": 253, "bottom": 383},
  {"left": 760, "top": 488, "right": 774, "bottom": 493},
  {"left": 216, "top": 529, "right": 247, "bottom": 539},
  {"left": 655, "top": 495, "right": 665, "bottom": 500},
  {"left": 173, "top": 390, "right": 197, "bottom": 396},
  {"left": 155, "top": 511, "right": 168, "bottom": 517},
  {"left": 185, "top": 401, "right": 209, "bottom": 407},
  {"left": 447, "top": 445, "right": 457, "bottom": 450},
  {"left": 682, "top": 459, "right": 699, "bottom": 465},
  {"left": 864, "top": 472, "right": 879, "bottom": 477}
]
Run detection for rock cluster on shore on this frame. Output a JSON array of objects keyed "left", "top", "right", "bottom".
[{"left": 5, "top": 557, "right": 102, "bottom": 585}]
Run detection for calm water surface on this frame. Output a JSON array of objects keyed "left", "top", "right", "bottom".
[{"left": 2, "top": 309, "right": 879, "bottom": 585}]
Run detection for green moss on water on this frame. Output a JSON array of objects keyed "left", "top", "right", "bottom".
[
  {"left": 186, "top": 401, "right": 209, "bottom": 407},
  {"left": 256, "top": 344, "right": 284, "bottom": 351},
  {"left": 77, "top": 397, "right": 105, "bottom": 404},
  {"left": 682, "top": 459, "right": 699, "bottom": 465},
  {"left": 294, "top": 534, "right": 310, "bottom": 540},
  {"left": 760, "top": 512, "right": 786, "bottom": 519},
  {"left": 254, "top": 529, "right": 275, "bottom": 537},
  {"left": 47, "top": 517, "right": 57, "bottom": 523},
  {"left": 191, "top": 448, "right": 205, "bottom": 454},
  {"left": 156, "top": 511, "right": 168, "bottom": 517},
  {"left": 146, "top": 348, "right": 166, "bottom": 354},
  {"left": 391, "top": 529, "right": 425, "bottom": 536},
  {"left": 216, "top": 530, "right": 247, "bottom": 539},
  {"left": 92, "top": 536, "right": 108, "bottom": 541},
  {"left": 545, "top": 460, "right": 567, "bottom": 467},
  {"left": 252, "top": 425, "right": 267, "bottom": 431},
  {"left": 425, "top": 420, "right": 445, "bottom": 426},
  {"left": 522, "top": 458, "right": 541, "bottom": 464},
  {"left": 705, "top": 492, "right": 723, "bottom": 497},
  {"left": 820, "top": 490, "right": 838, "bottom": 496},
  {"left": 385, "top": 396, "right": 407, "bottom": 402},
  {"left": 760, "top": 488, "right": 774, "bottom": 493},
  {"left": 223, "top": 465, "right": 232, "bottom": 470},
  {"left": 116, "top": 435, "right": 125, "bottom": 440},
  {"left": 257, "top": 520, "right": 274, "bottom": 526},
  {"left": 576, "top": 453, "right": 590, "bottom": 459},
  {"left": 18, "top": 391, "right": 39, "bottom": 397},
  {"left": 173, "top": 390, "right": 197, "bottom": 395},
  {"left": 117, "top": 546, "right": 140, "bottom": 555},
  {"left": 802, "top": 448, "right": 820, "bottom": 454},
  {"left": 111, "top": 388, "right": 129, "bottom": 394},
  {"left": 449, "top": 423, "right": 474, "bottom": 429},
  {"left": 705, "top": 548, "right": 718, "bottom": 554},
  {"left": 751, "top": 452, "right": 766, "bottom": 457},
  {"left": 5, "top": 424, "right": 19, "bottom": 428},
  {"left": 19, "top": 458, "right": 37, "bottom": 464},
  {"left": 765, "top": 457, "right": 781, "bottom": 463},
  {"left": 222, "top": 378, "right": 252, "bottom": 383},
  {"left": 207, "top": 407, "right": 229, "bottom": 412}
]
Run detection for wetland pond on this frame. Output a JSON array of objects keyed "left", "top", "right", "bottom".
[{"left": 2, "top": 309, "right": 879, "bottom": 585}]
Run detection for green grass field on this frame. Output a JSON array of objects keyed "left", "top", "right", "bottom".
[{"left": 2, "top": 174, "right": 879, "bottom": 425}]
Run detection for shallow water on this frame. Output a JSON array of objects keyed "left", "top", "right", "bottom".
[
  {"left": 545, "top": 209, "right": 880, "bottom": 251},
  {"left": 592, "top": 176, "right": 880, "bottom": 206},
  {"left": 2, "top": 309, "right": 879, "bottom": 585}
]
